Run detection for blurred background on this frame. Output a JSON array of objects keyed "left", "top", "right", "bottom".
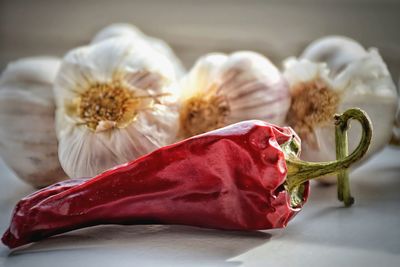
[
  {"left": 0, "top": 0, "right": 400, "bottom": 80},
  {"left": 0, "top": 1, "right": 400, "bottom": 265}
]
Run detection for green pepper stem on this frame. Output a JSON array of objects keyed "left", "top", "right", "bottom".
[
  {"left": 285, "top": 108, "right": 373, "bottom": 206},
  {"left": 336, "top": 111, "right": 351, "bottom": 206}
]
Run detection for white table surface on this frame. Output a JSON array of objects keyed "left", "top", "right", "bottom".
[{"left": 0, "top": 147, "right": 399, "bottom": 267}]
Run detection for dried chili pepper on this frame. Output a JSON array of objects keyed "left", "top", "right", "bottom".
[{"left": 2, "top": 108, "right": 372, "bottom": 249}]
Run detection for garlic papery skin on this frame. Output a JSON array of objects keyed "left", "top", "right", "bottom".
[
  {"left": 301, "top": 36, "right": 368, "bottom": 76},
  {"left": 300, "top": 36, "right": 399, "bottom": 164},
  {"left": 178, "top": 51, "right": 290, "bottom": 139},
  {"left": 0, "top": 57, "right": 68, "bottom": 188},
  {"left": 283, "top": 48, "right": 398, "bottom": 170},
  {"left": 283, "top": 59, "right": 340, "bottom": 150},
  {"left": 92, "top": 23, "right": 185, "bottom": 79},
  {"left": 54, "top": 37, "right": 179, "bottom": 178}
]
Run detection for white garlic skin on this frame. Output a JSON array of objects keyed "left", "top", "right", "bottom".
[
  {"left": 0, "top": 57, "right": 68, "bottom": 187},
  {"left": 55, "top": 37, "right": 179, "bottom": 178},
  {"left": 284, "top": 37, "right": 398, "bottom": 183},
  {"left": 178, "top": 51, "right": 290, "bottom": 138},
  {"left": 92, "top": 23, "right": 185, "bottom": 79},
  {"left": 301, "top": 36, "right": 368, "bottom": 76}
]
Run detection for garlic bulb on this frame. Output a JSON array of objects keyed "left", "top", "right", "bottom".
[
  {"left": 178, "top": 51, "right": 290, "bottom": 139},
  {"left": 55, "top": 37, "right": 179, "bottom": 178},
  {"left": 0, "top": 57, "right": 68, "bottom": 187},
  {"left": 92, "top": 23, "right": 185, "bottom": 78},
  {"left": 283, "top": 36, "right": 398, "bottom": 169}
]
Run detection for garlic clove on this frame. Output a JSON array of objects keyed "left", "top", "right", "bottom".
[
  {"left": 283, "top": 57, "right": 334, "bottom": 91},
  {"left": 179, "top": 53, "right": 226, "bottom": 100},
  {"left": 58, "top": 104, "right": 178, "bottom": 178},
  {"left": 55, "top": 37, "right": 179, "bottom": 178},
  {"left": 178, "top": 51, "right": 290, "bottom": 139},
  {"left": 55, "top": 38, "right": 176, "bottom": 109},
  {"left": 1, "top": 57, "right": 61, "bottom": 85},
  {"left": 283, "top": 58, "right": 340, "bottom": 150},
  {"left": 91, "top": 23, "right": 185, "bottom": 79},
  {"left": 301, "top": 36, "right": 368, "bottom": 76},
  {"left": 222, "top": 52, "right": 290, "bottom": 123},
  {"left": 0, "top": 57, "right": 68, "bottom": 188}
]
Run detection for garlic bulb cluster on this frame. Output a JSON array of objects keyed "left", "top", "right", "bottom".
[
  {"left": 92, "top": 23, "right": 185, "bottom": 79},
  {"left": 178, "top": 51, "right": 290, "bottom": 139},
  {"left": 0, "top": 57, "right": 68, "bottom": 187},
  {"left": 55, "top": 37, "right": 179, "bottom": 178},
  {"left": 283, "top": 36, "right": 398, "bottom": 167}
]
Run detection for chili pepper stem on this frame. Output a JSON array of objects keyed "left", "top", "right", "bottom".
[
  {"left": 285, "top": 108, "right": 373, "bottom": 206},
  {"left": 336, "top": 113, "right": 353, "bottom": 206}
]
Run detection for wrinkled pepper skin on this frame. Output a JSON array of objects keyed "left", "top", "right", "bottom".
[{"left": 2, "top": 120, "right": 309, "bottom": 249}]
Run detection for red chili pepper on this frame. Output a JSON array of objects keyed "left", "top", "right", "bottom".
[{"left": 2, "top": 108, "right": 371, "bottom": 249}]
